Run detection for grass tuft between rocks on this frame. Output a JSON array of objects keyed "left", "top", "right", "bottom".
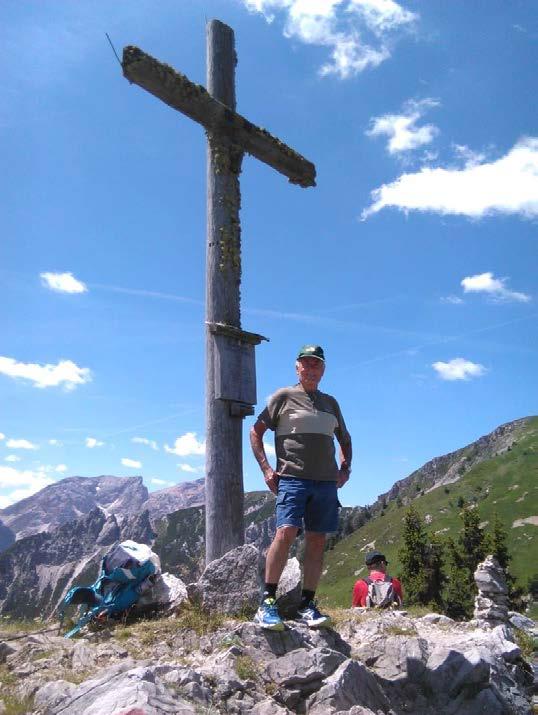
[
  {"left": 234, "top": 654, "right": 259, "bottom": 681},
  {"left": 0, "top": 694, "right": 35, "bottom": 715}
]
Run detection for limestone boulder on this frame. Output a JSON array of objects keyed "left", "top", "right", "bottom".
[
  {"left": 137, "top": 571, "right": 188, "bottom": 613},
  {"left": 188, "top": 544, "right": 263, "bottom": 615}
]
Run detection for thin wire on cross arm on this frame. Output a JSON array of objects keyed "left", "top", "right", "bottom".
[{"left": 105, "top": 32, "right": 123, "bottom": 67}]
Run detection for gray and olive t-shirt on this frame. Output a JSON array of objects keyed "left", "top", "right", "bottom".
[{"left": 258, "top": 384, "right": 350, "bottom": 482}]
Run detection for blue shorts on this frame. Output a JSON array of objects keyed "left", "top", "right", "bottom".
[{"left": 275, "top": 477, "right": 340, "bottom": 534}]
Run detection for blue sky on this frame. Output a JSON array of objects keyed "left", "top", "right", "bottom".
[{"left": 1, "top": 0, "right": 537, "bottom": 510}]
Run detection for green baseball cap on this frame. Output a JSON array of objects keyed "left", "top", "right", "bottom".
[{"left": 297, "top": 345, "right": 325, "bottom": 362}]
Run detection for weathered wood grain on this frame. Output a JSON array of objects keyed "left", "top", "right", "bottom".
[{"left": 122, "top": 44, "right": 316, "bottom": 187}]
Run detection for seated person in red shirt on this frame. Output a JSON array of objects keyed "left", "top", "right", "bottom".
[{"left": 352, "top": 550, "right": 403, "bottom": 607}]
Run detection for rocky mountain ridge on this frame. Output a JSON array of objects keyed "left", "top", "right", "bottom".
[
  {"left": 370, "top": 416, "right": 532, "bottom": 515},
  {"left": 0, "top": 475, "right": 206, "bottom": 553}
]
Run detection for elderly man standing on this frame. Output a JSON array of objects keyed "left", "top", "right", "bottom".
[{"left": 250, "top": 345, "right": 352, "bottom": 630}]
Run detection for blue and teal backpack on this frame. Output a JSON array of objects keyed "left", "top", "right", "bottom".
[{"left": 60, "top": 540, "right": 161, "bottom": 638}]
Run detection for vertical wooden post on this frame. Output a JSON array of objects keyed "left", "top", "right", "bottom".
[{"left": 205, "top": 20, "right": 245, "bottom": 564}]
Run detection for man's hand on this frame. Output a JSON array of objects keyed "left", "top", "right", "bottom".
[
  {"left": 337, "top": 467, "right": 350, "bottom": 489},
  {"left": 263, "top": 467, "right": 280, "bottom": 495}
]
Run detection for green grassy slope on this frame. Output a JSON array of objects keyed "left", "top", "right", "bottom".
[{"left": 318, "top": 417, "right": 538, "bottom": 608}]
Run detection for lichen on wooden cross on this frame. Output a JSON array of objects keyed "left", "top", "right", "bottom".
[{"left": 122, "top": 20, "right": 316, "bottom": 564}]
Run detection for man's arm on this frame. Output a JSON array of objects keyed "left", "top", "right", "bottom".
[
  {"left": 336, "top": 434, "right": 352, "bottom": 489},
  {"left": 250, "top": 420, "right": 279, "bottom": 495}
]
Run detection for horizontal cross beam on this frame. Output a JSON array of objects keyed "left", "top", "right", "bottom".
[{"left": 122, "top": 46, "right": 316, "bottom": 188}]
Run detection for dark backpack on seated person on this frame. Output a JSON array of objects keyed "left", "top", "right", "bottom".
[{"left": 363, "top": 575, "right": 399, "bottom": 609}]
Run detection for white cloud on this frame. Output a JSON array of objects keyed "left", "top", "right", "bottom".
[
  {"left": 121, "top": 458, "right": 142, "bottom": 469},
  {"left": 131, "top": 437, "right": 159, "bottom": 451},
  {"left": 0, "top": 496, "right": 12, "bottom": 509},
  {"left": 40, "top": 271, "right": 87, "bottom": 293},
  {"left": 432, "top": 358, "right": 487, "bottom": 381},
  {"left": 461, "top": 272, "right": 531, "bottom": 303},
  {"left": 48, "top": 439, "right": 63, "bottom": 446},
  {"left": 263, "top": 441, "right": 276, "bottom": 457},
  {"left": 164, "top": 432, "right": 206, "bottom": 457},
  {"left": 85, "top": 437, "right": 104, "bottom": 448},
  {"left": 6, "top": 439, "right": 38, "bottom": 450},
  {"left": 0, "top": 356, "right": 92, "bottom": 390},
  {"left": 0, "top": 465, "right": 55, "bottom": 494},
  {"left": 242, "top": 0, "right": 417, "bottom": 79},
  {"left": 366, "top": 98, "right": 439, "bottom": 154},
  {"left": 151, "top": 478, "right": 174, "bottom": 486},
  {"left": 5, "top": 455, "right": 21, "bottom": 462},
  {"left": 55, "top": 464, "right": 68, "bottom": 473},
  {"left": 177, "top": 462, "right": 204, "bottom": 474},
  {"left": 363, "top": 137, "right": 538, "bottom": 219},
  {"left": 0, "top": 433, "right": 4, "bottom": 441},
  {"left": 441, "top": 295, "right": 464, "bottom": 305},
  {"left": 349, "top": 0, "right": 417, "bottom": 35}
]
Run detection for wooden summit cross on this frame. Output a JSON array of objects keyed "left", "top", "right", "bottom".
[{"left": 122, "top": 20, "right": 316, "bottom": 564}]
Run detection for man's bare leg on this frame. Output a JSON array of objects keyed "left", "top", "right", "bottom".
[
  {"left": 303, "top": 531, "right": 327, "bottom": 592},
  {"left": 265, "top": 526, "right": 298, "bottom": 584}
]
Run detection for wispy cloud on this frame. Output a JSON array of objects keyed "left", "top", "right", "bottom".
[
  {"left": 48, "top": 439, "right": 63, "bottom": 446},
  {"left": 90, "top": 283, "right": 203, "bottom": 306},
  {"left": 6, "top": 439, "right": 38, "bottom": 450},
  {"left": 165, "top": 432, "right": 206, "bottom": 457},
  {"left": 461, "top": 272, "right": 531, "bottom": 303},
  {"left": 40, "top": 271, "right": 87, "bottom": 294},
  {"left": 263, "top": 441, "right": 276, "bottom": 457},
  {"left": 177, "top": 463, "right": 204, "bottom": 473},
  {"left": 121, "top": 458, "right": 142, "bottom": 469},
  {"left": 0, "top": 466, "right": 55, "bottom": 507},
  {"left": 131, "top": 437, "right": 159, "bottom": 451},
  {"left": 242, "top": 0, "right": 417, "bottom": 79},
  {"left": 363, "top": 137, "right": 538, "bottom": 219},
  {"left": 5, "top": 455, "right": 21, "bottom": 463},
  {"left": 85, "top": 437, "right": 105, "bottom": 448},
  {"left": 366, "top": 98, "right": 439, "bottom": 155},
  {"left": 151, "top": 478, "right": 174, "bottom": 486},
  {"left": 432, "top": 358, "right": 487, "bottom": 381},
  {"left": 0, "top": 356, "right": 92, "bottom": 390},
  {"left": 0, "top": 433, "right": 4, "bottom": 441},
  {"left": 55, "top": 464, "right": 68, "bottom": 473},
  {"left": 441, "top": 295, "right": 464, "bottom": 305}
]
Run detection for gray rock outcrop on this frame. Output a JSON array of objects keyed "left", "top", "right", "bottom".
[
  {"left": 474, "top": 555, "right": 510, "bottom": 625},
  {"left": 1, "top": 607, "right": 533, "bottom": 714},
  {"left": 187, "top": 544, "right": 264, "bottom": 615}
]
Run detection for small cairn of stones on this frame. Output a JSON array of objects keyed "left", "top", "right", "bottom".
[{"left": 473, "top": 554, "right": 509, "bottom": 625}]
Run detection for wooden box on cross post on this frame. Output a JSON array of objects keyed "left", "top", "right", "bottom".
[{"left": 208, "top": 322, "right": 268, "bottom": 417}]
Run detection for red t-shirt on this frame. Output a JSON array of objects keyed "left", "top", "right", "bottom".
[{"left": 352, "top": 570, "right": 403, "bottom": 607}]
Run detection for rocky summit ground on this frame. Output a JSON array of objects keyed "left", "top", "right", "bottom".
[{"left": 0, "top": 606, "right": 535, "bottom": 715}]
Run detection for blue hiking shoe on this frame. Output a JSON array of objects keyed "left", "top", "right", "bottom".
[
  {"left": 253, "top": 597, "right": 284, "bottom": 631},
  {"left": 296, "top": 601, "right": 332, "bottom": 629}
]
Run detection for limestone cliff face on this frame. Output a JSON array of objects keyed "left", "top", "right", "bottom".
[
  {"left": 0, "top": 508, "right": 154, "bottom": 619},
  {"left": 0, "top": 475, "right": 149, "bottom": 546},
  {"left": 145, "top": 478, "right": 205, "bottom": 522}
]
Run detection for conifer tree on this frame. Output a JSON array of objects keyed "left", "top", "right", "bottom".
[
  {"left": 423, "top": 533, "right": 446, "bottom": 609},
  {"left": 443, "top": 537, "right": 475, "bottom": 619},
  {"left": 398, "top": 506, "right": 430, "bottom": 605},
  {"left": 486, "top": 512, "right": 510, "bottom": 570},
  {"left": 460, "top": 506, "right": 487, "bottom": 575},
  {"left": 443, "top": 506, "right": 487, "bottom": 619},
  {"left": 485, "top": 512, "right": 524, "bottom": 610}
]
